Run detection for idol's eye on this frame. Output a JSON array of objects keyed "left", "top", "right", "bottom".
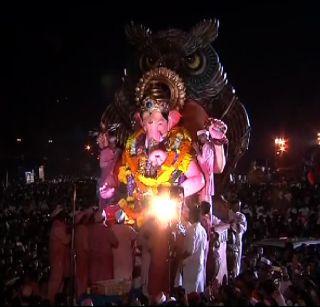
[
  {"left": 146, "top": 100, "right": 154, "bottom": 109},
  {"left": 185, "top": 53, "right": 202, "bottom": 70}
]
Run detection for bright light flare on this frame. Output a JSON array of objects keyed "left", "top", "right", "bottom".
[
  {"left": 317, "top": 132, "right": 320, "bottom": 145},
  {"left": 85, "top": 144, "right": 91, "bottom": 151},
  {"left": 149, "top": 196, "right": 177, "bottom": 224},
  {"left": 274, "top": 137, "right": 287, "bottom": 154},
  {"left": 274, "top": 138, "right": 285, "bottom": 146},
  {"left": 16, "top": 138, "right": 22, "bottom": 143}
]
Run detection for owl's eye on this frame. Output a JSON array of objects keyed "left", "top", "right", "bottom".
[
  {"left": 185, "top": 53, "right": 202, "bottom": 70},
  {"left": 146, "top": 56, "right": 155, "bottom": 67}
]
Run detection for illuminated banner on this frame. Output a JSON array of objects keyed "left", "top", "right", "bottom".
[
  {"left": 25, "top": 170, "right": 35, "bottom": 184},
  {"left": 39, "top": 165, "right": 45, "bottom": 181}
]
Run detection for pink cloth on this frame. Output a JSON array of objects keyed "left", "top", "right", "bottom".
[
  {"left": 75, "top": 224, "right": 89, "bottom": 299},
  {"left": 48, "top": 219, "right": 71, "bottom": 304},
  {"left": 88, "top": 222, "right": 118, "bottom": 284},
  {"left": 111, "top": 224, "right": 137, "bottom": 280},
  {"left": 197, "top": 142, "right": 215, "bottom": 202},
  {"left": 137, "top": 220, "right": 153, "bottom": 295}
]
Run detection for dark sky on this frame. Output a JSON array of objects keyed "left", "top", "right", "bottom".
[{"left": 1, "top": 1, "right": 319, "bottom": 171}]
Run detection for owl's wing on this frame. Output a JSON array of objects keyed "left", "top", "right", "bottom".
[
  {"left": 208, "top": 85, "right": 251, "bottom": 195},
  {"left": 181, "top": 84, "right": 250, "bottom": 195},
  {"left": 101, "top": 75, "right": 137, "bottom": 147},
  {"left": 184, "top": 19, "right": 219, "bottom": 55}
]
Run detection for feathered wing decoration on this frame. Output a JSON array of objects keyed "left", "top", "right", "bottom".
[
  {"left": 186, "top": 53, "right": 227, "bottom": 100},
  {"left": 125, "top": 21, "right": 152, "bottom": 51},
  {"left": 184, "top": 19, "right": 219, "bottom": 55},
  {"left": 182, "top": 19, "right": 250, "bottom": 194},
  {"left": 209, "top": 85, "right": 251, "bottom": 195},
  {"left": 181, "top": 88, "right": 250, "bottom": 195}
]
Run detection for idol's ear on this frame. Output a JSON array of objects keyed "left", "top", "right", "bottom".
[
  {"left": 168, "top": 110, "right": 182, "bottom": 130},
  {"left": 133, "top": 111, "right": 144, "bottom": 130}
]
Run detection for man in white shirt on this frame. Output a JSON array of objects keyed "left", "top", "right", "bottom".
[
  {"left": 182, "top": 205, "right": 208, "bottom": 294},
  {"left": 228, "top": 200, "right": 247, "bottom": 277}
]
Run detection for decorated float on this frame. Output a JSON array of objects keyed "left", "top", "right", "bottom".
[{"left": 97, "top": 18, "right": 251, "bottom": 285}]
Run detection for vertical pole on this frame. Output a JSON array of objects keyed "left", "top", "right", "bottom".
[
  {"left": 5, "top": 170, "right": 9, "bottom": 189},
  {"left": 168, "top": 222, "right": 171, "bottom": 296},
  {"left": 71, "top": 183, "right": 77, "bottom": 304}
]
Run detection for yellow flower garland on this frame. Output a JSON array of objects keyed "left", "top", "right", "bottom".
[{"left": 119, "top": 128, "right": 192, "bottom": 188}]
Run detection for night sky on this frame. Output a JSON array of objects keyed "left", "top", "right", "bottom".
[{"left": 1, "top": 1, "right": 319, "bottom": 174}]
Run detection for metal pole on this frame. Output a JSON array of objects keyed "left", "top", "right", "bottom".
[
  {"left": 168, "top": 220, "right": 174, "bottom": 296},
  {"left": 168, "top": 224, "right": 171, "bottom": 296},
  {"left": 70, "top": 183, "right": 77, "bottom": 305}
]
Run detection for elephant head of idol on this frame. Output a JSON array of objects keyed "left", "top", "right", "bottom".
[{"left": 135, "top": 67, "right": 186, "bottom": 150}]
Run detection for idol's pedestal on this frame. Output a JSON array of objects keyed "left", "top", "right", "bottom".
[{"left": 212, "top": 222, "right": 230, "bottom": 285}]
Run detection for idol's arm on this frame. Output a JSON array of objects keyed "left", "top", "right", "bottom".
[
  {"left": 181, "top": 160, "right": 205, "bottom": 197},
  {"left": 213, "top": 144, "right": 226, "bottom": 174}
]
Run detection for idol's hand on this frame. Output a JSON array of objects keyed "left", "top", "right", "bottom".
[
  {"left": 99, "top": 184, "right": 115, "bottom": 199},
  {"left": 97, "top": 132, "right": 109, "bottom": 149},
  {"left": 148, "top": 149, "right": 168, "bottom": 168},
  {"left": 208, "top": 119, "right": 228, "bottom": 140}
]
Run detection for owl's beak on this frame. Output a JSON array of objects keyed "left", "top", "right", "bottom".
[{"left": 157, "top": 60, "right": 164, "bottom": 67}]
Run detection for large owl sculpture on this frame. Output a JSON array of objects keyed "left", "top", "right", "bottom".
[{"left": 102, "top": 19, "right": 250, "bottom": 195}]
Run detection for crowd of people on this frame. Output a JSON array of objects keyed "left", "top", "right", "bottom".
[
  {"left": 0, "top": 177, "right": 97, "bottom": 305},
  {"left": 1, "top": 172, "right": 320, "bottom": 305},
  {"left": 225, "top": 174, "right": 320, "bottom": 305},
  {"left": 232, "top": 174, "right": 320, "bottom": 245}
]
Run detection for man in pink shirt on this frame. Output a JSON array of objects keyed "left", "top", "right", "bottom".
[
  {"left": 48, "top": 205, "right": 71, "bottom": 304},
  {"left": 147, "top": 219, "right": 170, "bottom": 303},
  {"left": 88, "top": 209, "right": 118, "bottom": 285},
  {"left": 111, "top": 210, "right": 137, "bottom": 282},
  {"left": 74, "top": 209, "right": 91, "bottom": 300}
]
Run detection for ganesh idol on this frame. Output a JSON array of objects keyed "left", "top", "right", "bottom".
[{"left": 113, "top": 68, "right": 206, "bottom": 224}]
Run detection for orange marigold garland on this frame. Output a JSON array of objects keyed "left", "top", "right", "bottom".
[{"left": 117, "top": 126, "right": 193, "bottom": 224}]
